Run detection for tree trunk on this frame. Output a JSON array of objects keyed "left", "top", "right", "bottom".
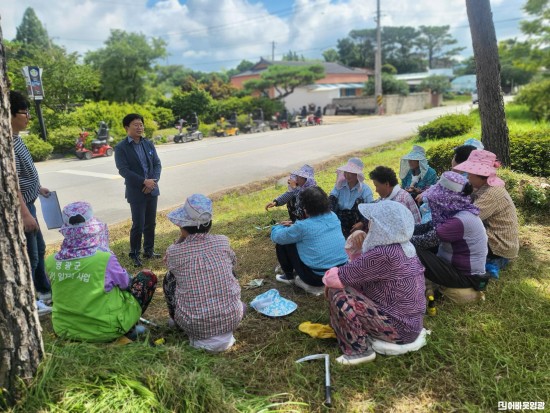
[
  {"left": 466, "top": 0, "right": 511, "bottom": 166},
  {"left": 0, "top": 19, "right": 44, "bottom": 408}
]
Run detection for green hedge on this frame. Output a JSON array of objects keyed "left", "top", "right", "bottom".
[
  {"left": 22, "top": 134, "right": 53, "bottom": 162},
  {"left": 515, "top": 78, "right": 550, "bottom": 122},
  {"left": 417, "top": 114, "right": 474, "bottom": 141},
  {"left": 426, "top": 130, "right": 550, "bottom": 177},
  {"left": 48, "top": 126, "right": 85, "bottom": 153}
]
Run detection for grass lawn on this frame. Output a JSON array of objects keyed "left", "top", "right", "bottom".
[{"left": 11, "top": 113, "right": 549, "bottom": 412}]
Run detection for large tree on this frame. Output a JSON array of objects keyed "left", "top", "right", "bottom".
[
  {"left": 0, "top": 21, "right": 45, "bottom": 408},
  {"left": 85, "top": 30, "right": 166, "bottom": 103},
  {"left": 243, "top": 64, "right": 325, "bottom": 100},
  {"left": 466, "top": 0, "right": 510, "bottom": 166},
  {"left": 336, "top": 29, "right": 376, "bottom": 68},
  {"left": 382, "top": 26, "right": 425, "bottom": 73},
  {"left": 14, "top": 7, "right": 49, "bottom": 50},
  {"left": 417, "top": 25, "right": 465, "bottom": 69}
]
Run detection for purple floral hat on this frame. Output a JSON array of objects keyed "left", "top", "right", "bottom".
[
  {"left": 56, "top": 201, "right": 110, "bottom": 260},
  {"left": 423, "top": 171, "right": 479, "bottom": 227},
  {"left": 168, "top": 194, "right": 213, "bottom": 228},
  {"left": 289, "top": 164, "right": 317, "bottom": 190}
]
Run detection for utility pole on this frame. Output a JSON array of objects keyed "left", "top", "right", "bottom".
[
  {"left": 374, "top": 0, "right": 383, "bottom": 115},
  {"left": 272, "top": 41, "right": 275, "bottom": 62}
]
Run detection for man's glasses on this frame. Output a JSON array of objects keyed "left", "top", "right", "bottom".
[{"left": 17, "top": 111, "right": 30, "bottom": 117}]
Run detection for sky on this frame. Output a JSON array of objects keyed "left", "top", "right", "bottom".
[{"left": 1, "top": 0, "right": 528, "bottom": 72}]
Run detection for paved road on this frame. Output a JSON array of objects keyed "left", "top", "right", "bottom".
[{"left": 37, "top": 103, "right": 473, "bottom": 244}]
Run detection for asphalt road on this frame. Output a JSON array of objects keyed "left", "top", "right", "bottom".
[{"left": 36, "top": 103, "right": 473, "bottom": 244}]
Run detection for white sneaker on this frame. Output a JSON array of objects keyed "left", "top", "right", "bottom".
[
  {"left": 336, "top": 348, "right": 376, "bottom": 365},
  {"left": 36, "top": 300, "right": 52, "bottom": 316},
  {"left": 275, "top": 274, "right": 295, "bottom": 285},
  {"left": 294, "top": 276, "right": 325, "bottom": 296},
  {"left": 38, "top": 292, "right": 52, "bottom": 305}
]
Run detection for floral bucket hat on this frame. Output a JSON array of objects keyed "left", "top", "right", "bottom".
[
  {"left": 453, "top": 150, "right": 504, "bottom": 187},
  {"left": 250, "top": 289, "right": 297, "bottom": 317},
  {"left": 56, "top": 201, "right": 110, "bottom": 260},
  {"left": 335, "top": 157, "right": 365, "bottom": 189},
  {"left": 167, "top": 194, "right": 213, "bottom": 228}
]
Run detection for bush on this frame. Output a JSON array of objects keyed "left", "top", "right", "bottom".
[
  {"left": 364, "top": 73, "right": 409, "bottom": 96},
  {"left": 146, "top": 105, "right": 174, "bottom": 129},
  {"left": 515, "top": 78, "right": 550, "bottom": 121},
  {"left": 498, "top": 169, "right": 550, "bottom": 221},
  {"left": 509, "top": 128, "right": 550, "bottom": 177},
  {"left": 22, "top": 134, "right": 53, "bottom": 162},
  {"left": 426, "top": 130, "right": 550, "bottom": 177},
  {"left": 47, "top": 126, "right": 83, "bottom": 153},
  {"left": 417, "top": 114, "right": 474, "bottom": 141}
]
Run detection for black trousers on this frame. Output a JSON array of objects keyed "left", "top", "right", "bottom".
[
  {"left": 129, "top": 195, "right": 158, "bottom": 255},
  {"left": 416, "top": 248, "right": 489, "bottom": 291},
  {"left": 276, "top": 243, "right": 330, "bottom": 287}
]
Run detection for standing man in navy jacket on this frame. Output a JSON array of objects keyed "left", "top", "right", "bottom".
[{"left": 115, "top": 114, "right": 162, "bottom": 267}]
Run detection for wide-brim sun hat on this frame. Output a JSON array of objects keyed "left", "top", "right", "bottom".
[
  {"left": 250, "top": 289, "right": 297, "bottom": 317},
  {"left": 335, "top": 157, "right": 365, "bottom": 188},
  {"left": 291, "top": 164, "right": 314, "bottom": 180},
  {"left": 399, "top": 145, "right": 429, "bottom": 180},
  {"left": 453, "top": 149, "right": 505, "bottom": 187},
  {"left": 168, "top": 194, "right": 213, "bottom": 228}
]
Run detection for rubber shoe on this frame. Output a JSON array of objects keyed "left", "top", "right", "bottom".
[
  {"left": 275, "top": 274, "right": 295, "bottom": 285},
  {"left": 336, "top": 348, "right": 376, "bottom": 365},
  {"left": 294, "top": 276, "right": 325, "bottom": 296},
  {"left": 38, "top": 292, "right": 52, "bottom": 305},
  {"left": 36, "top": 300, "right": 52, "bottom": 317}
]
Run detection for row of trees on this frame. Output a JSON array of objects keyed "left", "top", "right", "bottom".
[{"left": 323, "top": 25, "right": 464, "bottom": 73}]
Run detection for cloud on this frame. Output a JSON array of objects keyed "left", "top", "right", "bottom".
[{"left": 1, "top": 0, "right": 526, "bottom": 72}]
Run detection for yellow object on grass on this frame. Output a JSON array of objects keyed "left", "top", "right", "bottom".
[{"left": 298, "top": 321, "right": 337, "bottom": 339}]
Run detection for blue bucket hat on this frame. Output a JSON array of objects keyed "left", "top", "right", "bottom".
[{"left": 250, "top": 289, "right": 297, "bottom": 317}]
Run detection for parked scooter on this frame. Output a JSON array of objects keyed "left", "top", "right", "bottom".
[
  {"left": 75, "top": 121, "right": 114, "bottom": 160},
  {"left": 174, "top": 112, "right": 203, "bottom": 143}
]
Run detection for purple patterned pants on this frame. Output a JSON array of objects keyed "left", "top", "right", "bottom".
[{"left": 328, "top": 287, "right": 404, "bottom": 355}]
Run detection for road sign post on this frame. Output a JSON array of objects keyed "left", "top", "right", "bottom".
[{"left": 21, "top": 66, "right": 48, "bottom": 141}]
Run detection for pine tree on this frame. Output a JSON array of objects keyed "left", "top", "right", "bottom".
[{"left": 15, "top": 7, "right": 50, "bottom": 49}]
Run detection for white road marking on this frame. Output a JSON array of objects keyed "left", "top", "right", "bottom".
[{"left": 58, "top": 170, "right": 121, "bottom": 179}]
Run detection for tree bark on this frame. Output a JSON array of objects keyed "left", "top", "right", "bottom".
[
  {"left": 0, "top": 18, "right": 44, "bottom": 408},
  {"left": 466, "top": 0, "right": 510, "bottom": 166}
]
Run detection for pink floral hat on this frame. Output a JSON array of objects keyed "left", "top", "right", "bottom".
[
  {"left": 453, "top": 150, "right": 505, "bottom": 187},
  {"left": 335, "top": 157, "right": 365, "bottom": 189}
]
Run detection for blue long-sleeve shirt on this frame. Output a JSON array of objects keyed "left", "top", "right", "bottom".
[
  {"left": 271, "top": 212, "right": 348, "bottom": 275},
  {"left": 329, "top": 182, "right": 373, "bottom": 210}
]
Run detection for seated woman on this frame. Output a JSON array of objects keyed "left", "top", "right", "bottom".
[
  {"left": 454, "top": 150, "right": 519, "bottom": 271},
  {"left": 451, "top": 144, "right": 478, "bottom": 172},
  {"left": 329, "top": 157, "right": 374, "bottom": 238},
  {"left": 411, "top": 172, "right": 489, "bottom": 300},
  {"left": 265, "top": 164, "right": 317, "bottom": 222},
  {"left": 45, "top": 202, "right": 157, "bottom": 342},
  {"left": 400, "top": 145, "right": 438, "bottom": 198},
  {"left": 323, "top": 202, "right": 426, "bottom": 365},
  {"left": 163, "top": 194, "right": 244, "bottom": 353},
  {"left": 368, "top": 166, "right": 421, "bottom": 223},
  {"left": 271, "top": 187, "right": 348, "bottom": 295}
]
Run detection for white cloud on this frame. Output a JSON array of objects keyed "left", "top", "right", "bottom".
[{"left": 0, "top": 0, "right": 526, "bottom": 71}]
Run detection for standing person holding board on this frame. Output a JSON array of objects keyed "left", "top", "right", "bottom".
[
  {"left": 115, "top": 114, "right": 162, "bottom": 267},
  {"left": 10, "top": 90, "right": 52, "bottom": 315}
]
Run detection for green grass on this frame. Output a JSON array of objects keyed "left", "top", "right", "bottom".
[{"left": 9, "top": 110, "right": 550, "bottom": 412}]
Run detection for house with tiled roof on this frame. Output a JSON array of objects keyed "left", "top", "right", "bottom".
[{"left": 230, "top": 58, "right": 372, "bottom": 113}]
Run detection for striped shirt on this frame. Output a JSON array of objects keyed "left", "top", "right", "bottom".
[
  {"left": 13, "top": 135, "right": 40, "bottom": 203},
  {"left": 473, "top": 185, "right": 519, "bottom": 259},
  {"left": 165, "top": 233, "right": 243, "bottom": 340},
  {"left": 338, "top": 244, "right": 426, "bottom": 343},
  {"left": 380, "top": 186, "right": 421, "bottom": 224}
]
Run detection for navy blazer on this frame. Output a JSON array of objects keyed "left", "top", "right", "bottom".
[{"left": 114, "top": 137, "right": 162, "bottom": 204}]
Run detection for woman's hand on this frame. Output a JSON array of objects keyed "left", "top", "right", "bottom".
[
  {"left": 39, "top": 187, "right": 51, "bottom": 197},
  {"left": 279, "top": 220, "right": 293, "bottom": 227},
  {"left": 265, "top": 201, "right": 276, "bottom": 211}
]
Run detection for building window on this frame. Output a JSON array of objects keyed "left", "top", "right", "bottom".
[{"left": 342, "top": 88, "right": 357, "bottom": 97}]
